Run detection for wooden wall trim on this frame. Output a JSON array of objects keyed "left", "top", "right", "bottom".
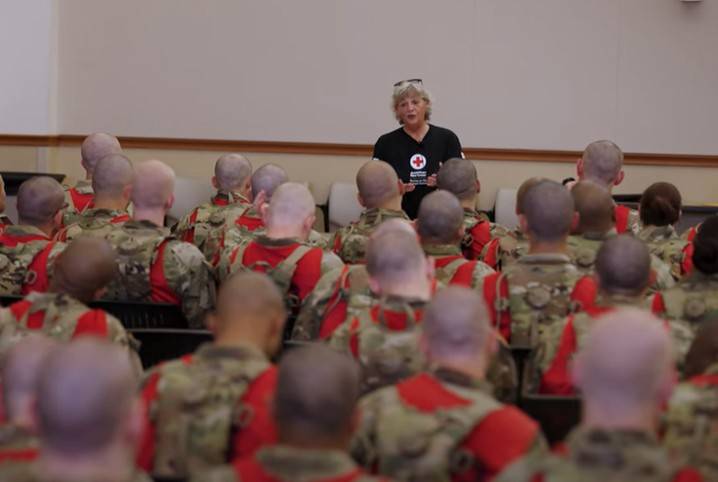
[{"left": 1, "top": 134, "right": 717, "bottom": 167}]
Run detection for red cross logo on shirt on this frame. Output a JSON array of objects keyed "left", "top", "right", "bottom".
[{"left": 410, "top": 154, "right": 427, "bottom": 170}]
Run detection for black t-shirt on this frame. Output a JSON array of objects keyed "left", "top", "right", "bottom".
[{"left": 373, "top": 124, "right": 462, "bottom": 219}]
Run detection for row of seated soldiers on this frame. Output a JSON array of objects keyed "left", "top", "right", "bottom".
[{"left": 0, "top": 133, "right": 714, "bottom": 481}]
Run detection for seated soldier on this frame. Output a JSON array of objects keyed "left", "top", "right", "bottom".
[
  {"left": 55, "top": 153, "right": 134, "bottom": 242},
  {"left": 0, "top": 177, "right": 66, "bottom": 295},
  {"left": 481, "top": 177, "right": 548, "bottom": 270},
  {"left": 437, "top": 157, "right": 506, "bottom": 260},
  {"left": 138, "top": 272, "right": 285, "bottom": 480},
  {"left": 63, "top": 133, "right": 123, "bottom": 225},
  {"left": 331, "top": 160, "right": 409, "bottom": 264},
  {"left": 217, "top": 183, "right": 342, "bottom": 314},
  {"left": 653, "top": 215, "right": 718, "bottom": 355},
  {"left": 496, "top": 309, "right": 702, "bottom": 482},
  {"left": 0, "top": 237, "right": 139, "bottom": 369},
  {"left": 664, "top": 318, "right": 718, "bottom": 481},
  {"left": 0, "top": 175, "right": 12, "bottom": 232},
  {"left": 0, "top": 339, "right": 149, "bottom": 482},
  {"left": 329, "top": 223, "right": 445, "bottom": 394},
  {"left": 194, "top": 345, "right": 389, "bottom": 482},
  {"left": 102, "top": 160, "right": 216, "bottom": 328},
  {"left": 0, "top": 336, "right": 56, "bottom": 465},
  {"left": 477, "top": 180, "right": 587, "bottom": 347},
  {"left": 417, "top": 190, "right": 494, "bottom": 287},
  {"left": 567, "top": 181, "right": 674, "bottom": 293},
  {"left": 637, "top": 182, "right": 692, "bottom": 278},
  {"left": 575, "top": 139, "right": 640, "bottom": 234},
  {"left": 353, "top": 286, "right": 545, "bottom": 482},
  {"left": 536, "top": 235, "right": 654, "bottom": 395},
  {"left": 172, "top": 153, "right": 253, "bottom": 259}
]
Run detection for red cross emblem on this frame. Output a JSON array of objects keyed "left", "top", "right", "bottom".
[{"left": 410, "top": 154, "right": 427, "bottom": 170}]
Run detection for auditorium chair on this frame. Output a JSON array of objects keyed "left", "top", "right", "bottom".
[
  {"left": 167, "top": 176, "right": 214, "bottom": 225},
  {"left": 327, "top": 182, "right": 363, "bottom": 232},
  {"left": 494, "top": 188, "right": 519, "bottom": 229}
]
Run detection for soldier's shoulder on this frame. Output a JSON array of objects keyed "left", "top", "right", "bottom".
[{"left": 165, "top": 240, "right": 207, "bottom": 265}]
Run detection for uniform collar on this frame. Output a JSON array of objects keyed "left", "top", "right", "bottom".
[
  {"left": 518, "top": 252, "right": 572, "bottom": 265},
  {"left": 578, "top": 230, "right": 614, "bottom": 241},
  {"left": 123, "top": 219, "right": 169, "bottom": 234},
  {"left": 195, "top": 342, "right": 268, "bottom": 362},
  {"left": 359, "top": 207, "right": 409, "bottom": 224},
  {"left": 638, "top": 225, "right": 678, "bottom": 242},
  {"left": 431, "top": 367, "right": 492, "bottom": 393},
  {"left": 254, "top": 234, "right": 304, "bottom": 247},
  {"left": 595, "top": 292, "right": 644, "bottom": 308},
  {"left": 212, "top": 191, "right": 250, "bottom": 206},
  {"left": 3, "top": 225, "right": 50, "bottom": 239},
  {"left": 566, "top": 427, "right": 662, "bottom": 470},
  {"left": 423, "top": 243, "right": 462, "bottom": 257},
  {"left": 256, "top": 445, "right": 359, "bottom": 481}
]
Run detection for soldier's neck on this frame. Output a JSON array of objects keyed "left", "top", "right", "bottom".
[
  {"left": 93, "top": 196, "right": 127, "bottom": 212},
  {"left": 380, "top": 282, "right": 431, "bottom": 302},
  {"left": 460, "top": 199, "right": 477, "bottom": 211},
  {"left": 265, "top": 226, "right": 308, "bottom": 242},
  {"left": 20, "top": 220, "right": 55, "bottom": 238},
  {"left": 527, "top": 239, "right": 568, "bottom": 255},
  {"left": 377, "top": 197, "right": 403, "bottom": 212},
  {"left": 132, "top": 208, "right": 165, "bottom": 227},
  {"left": 38, "top": 444, "right": 134, "bottom": 482},
  {"left": 278, "top": 429, "right": 350, "bottom": 452},
  {"left": 581, "top": 401, "right": 658, "bottom": 435},
  {"left": 434, "top": 358, "right": 488, "bottom": 383}
]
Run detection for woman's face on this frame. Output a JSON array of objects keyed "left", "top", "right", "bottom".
[{"left": 395, "top": 94, "right": 428, "bottom": 129}]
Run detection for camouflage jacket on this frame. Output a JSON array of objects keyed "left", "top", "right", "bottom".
[
  {"left": 102, "top": 220, "right": 216, "bottom": 328},
  {"left": 480, "top": 228, "right": 529, "bottom": 271},
  {"left": 495, "top": 428, "right": 700, "bottom": 482},
  {"left": 0, "top": 463, "right": 152, "bottom": 482},
  {"left": 193, "top": 446, "right": 387, "bottom": 482},
  {"left": 461, "top": 209, "right": 508, "bottom": 261},
  {"left": 0, "top": 215, "right": 13, "bottom": 234},
  {"left": 172, "top": 191, "right": 252, "bottom": 262},
  {"left": 140, "top": 343, "right": 276, "bottom": 479},
  {"left": 614, "top": 204, "right": 642, "bottom": 235},
  {"left": 638, "top": 225, "right": 690, "bottom": 280},
  {"left": 330, "top": 208, "right": 409, "bottom": 264},
  {"left": 55, "top": 208, "right": 130, "bottom": 242},
  {"left": 328, "top": 295, "right": 427, "bottom": 394},
  {"left": 0, "top": 226, "right": 65, "bottom": 296},
  {"left": 62, "top": 180, "right": 94, "bottom": 226},
  {"left": 423, "top": 244, "right": 494, "bottom": 289},
  {"left": 0, "top": 424, "right": 37, "bottom": 464},
  {"left": 293, "top": 265, "right": 374, "bottom": 341},
  {"left": 567, "top": 231, "right": 676, "bottom": 293},
  {"left": 352, "top": 368, "right": 544, "bottom": 482},
  {"left": 663, "top": 363, "right": 718, "bottom": 482},
  {"left": 478, "top": 253, "right": 583, "bottom": 347}
]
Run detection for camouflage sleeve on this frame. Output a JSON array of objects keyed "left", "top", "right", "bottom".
[
  {"left": 171, "top": 211, "right": 194, "bottom": 238},
  {"left": 188, "top": 464, "right": 239, "bottom": 482},
  {"left": 307, "top": 229, "right": 331, "bottom": 249},
  {"left": 105, "top": 314, "right": 143, "bottom": 377},
  {"left": 471, "top": 261, "right": 496, "bottom": 286},
  {"left": 294, "top": 266, "right": 345, "bottom": 341},
  {"left": 493, "top": 450, "right": 545, "bottom": 482},
  {"left": 350, "top": 391, "right": 383, "bottom": 469},
  {"left": 164, "top": 241, "right": 217, "bottom": 329},
  {"left": 320, "top": 251, "right": 345, "bottom": 275},
  {"left": 327, "top": 319, "right": 353, "bottom": 353},
  {"left": 650, "top": 254, "right": 676, "bottom": 293}
]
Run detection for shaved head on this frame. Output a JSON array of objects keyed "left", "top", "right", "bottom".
[
  {"left": 423, "top": 286, "right": 491, "bottom": 360},
  {"left": 2, "top": 335, "right": 57, "bottom": 421},
  {"left": 213, "top": 271, "right": 285, "bottom": 333},
  {"left": 52, "top": 237, "right": 118, "bottom": 302},
  {"left": 595, "top": 235, "right": 651, "bottom": 296},
  {"left": 521, "top": 180, "right": 575, "bottom": 242},
  {"left": 581, "top": 140, "right": 624, "bottom": 186},
  {"left": 92, "top": 154, "right": 134, "bottom": 198},
  {"left": 214, "top": 153, "right": 252, "bottom": 192},
  {"left": 130, "top": 160, "right": 175, "bottom": 209},
  {"left": 437, "top": 158, "right": 478, "bottom": 202},
  {"left": 371, "top": 218, "right": 416, "bottom": 238},
  {"left": 17, "top": 176, "right": 65, "bottom": 226},
  {"left": 264, "top": 182, "right": 315, "bottom": 229},
  {"left": 366, "top": 226, "right": 426, "bottom": 288},
  {"left": 574, "top": 309, "right": 673, "bottom": 408},
  {"left": 251, "top": 164, "right": 289, "bottom": 201},
  {"left": 36, "top": 339, "right": 137, "bottom": 455},
  {"left": 571, "top": 181, "right": 615, "bottom": 233},
  {"left": 692, "top": 215, "right": 718, "bottom": 275},
  {"left": 684, "top": 317, "right": 718, "bottom": 378},
  {"left": 640, "top": 182, "right": 682, "bottom": 227},
  {"left": 274, "top": 344, "right": 359, "bottom": 441},
  {"left": 356, "top": 160, "right": 400, "bottom": 209},
  {"left": 516, "top": 177, "right": 550, "bottom": 215},
  {"left": 81, "top": 133, "right": 122, "bottom": 174},
  {"left": 417, "top": 190, "right": 464, "bottom": 244}
]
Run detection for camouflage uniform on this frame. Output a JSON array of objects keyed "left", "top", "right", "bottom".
[
  {"left": 172, "top": 191, "right": 252, "bottom": 262},
  {"left": 614, "top": 204, "right": 641, "bottom": 235},
  {"left": 139, "top": 343, "right": 277, "bottom": 480},
  {"left": 0, "top": 424, "right": 37, "bottom": 465},
  {"left": 663, "top": 362, "right": 718, "bottom": 482},
  {"left": 0, "top": 226, "right": 66, "bottom": 296},
  {"left": 193, "top": 446, "right": 388, "bottom": 482},
  {"left": 0, "top": 215, "right": 13, "bottom": 234},
  {"left": 330, "top": 208, "right": 410, "bottom": 264},
  {"left": 477, "top": 253, "right": 584, "bottom": 347},
  {"left": 54, "top": 208, "right": 130, "bottom": 242},
  {"left": 423, "top": 244, "right": 494, "bottom": 289},
  {"left": 293, "top": 265, "right": 374, "bottom": 341},
  {"left": 103, "top": 220, "right": 216, "bottom": 328},
  {"left": 62, "top": 179, "right": 94, "bottom": 226},
  {"left": 494, "top": 428, "right": 701, "bottom": 482},
  {"left": 352, "top": 368, "right": 545, "bottom": 482},
  {"left": 0, "top": 463, "right": 152, "bottom": 482},
  {"left": 567, "top": 231, "right": 676, "bottom": 293},
  {"left": 461, "top": 209, "right": 508, "bottom": 261},
  {"left": 480, "top": 228, "right": 529, "bottom": 271},
  {"left": 638, "top": 225, "right": 690, "bottom": 280}
]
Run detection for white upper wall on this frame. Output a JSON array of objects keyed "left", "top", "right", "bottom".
[
  {"left": 0, "top": 0, "right": 57, "bottom": 134},
  {"left": 7, "top": 0, "right": 714, "bottom": 155}
]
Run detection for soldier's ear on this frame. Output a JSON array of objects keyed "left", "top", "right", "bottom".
[
  {"left": 576, "top": 157, "right": 584, "bottom": 179},
  {"left": 613, "top": 170, "right": 625, "bottom": 187},
  {"left": 475, "top": 179, "right": 481, "bottom": 194},
  {"left": 570, "top": 212, "right": 580, "bottom": 233},
  {"left": 122, "top": 184, "right": 133, "bottom": 204},
  {"left": 125, "top": 398, "right": 144, "bottom": 449},
  {"left": 518, "top": 214, "right": 529, "bottom": 235},
  {"left": 260, "top": 202, "right": 270, "bottom": 224},
  {"left": 165, "top": 193, "right": 175, "bottom": 211},
  {"left": 205, "top": 312, "right": 219, "bottom": 335},
  {"left": 211, "top": 176, "right": 219, "bottom": 190},
  {"left": 368, "top": 276, "right": 382, "bottom": 296},
  {"left": 357, "top": 192, "right": 367, "bottom": 208}
]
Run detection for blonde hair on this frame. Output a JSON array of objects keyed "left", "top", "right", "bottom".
[{"left": 391, "top": 82, "right": 433, "bottom": 124}]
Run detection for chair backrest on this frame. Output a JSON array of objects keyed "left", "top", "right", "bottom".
[
  {"left": 129, "top": 328, "right": 213, "bottom": 369},
  {"left": 494, "top": 188, "right": 519, "bottom": 229},
  {"left": 327, "top": 182, "right": 363, "bottom": 232},
  {"left": 168, "top": 177, "right": 214, "bottom": 222}
]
